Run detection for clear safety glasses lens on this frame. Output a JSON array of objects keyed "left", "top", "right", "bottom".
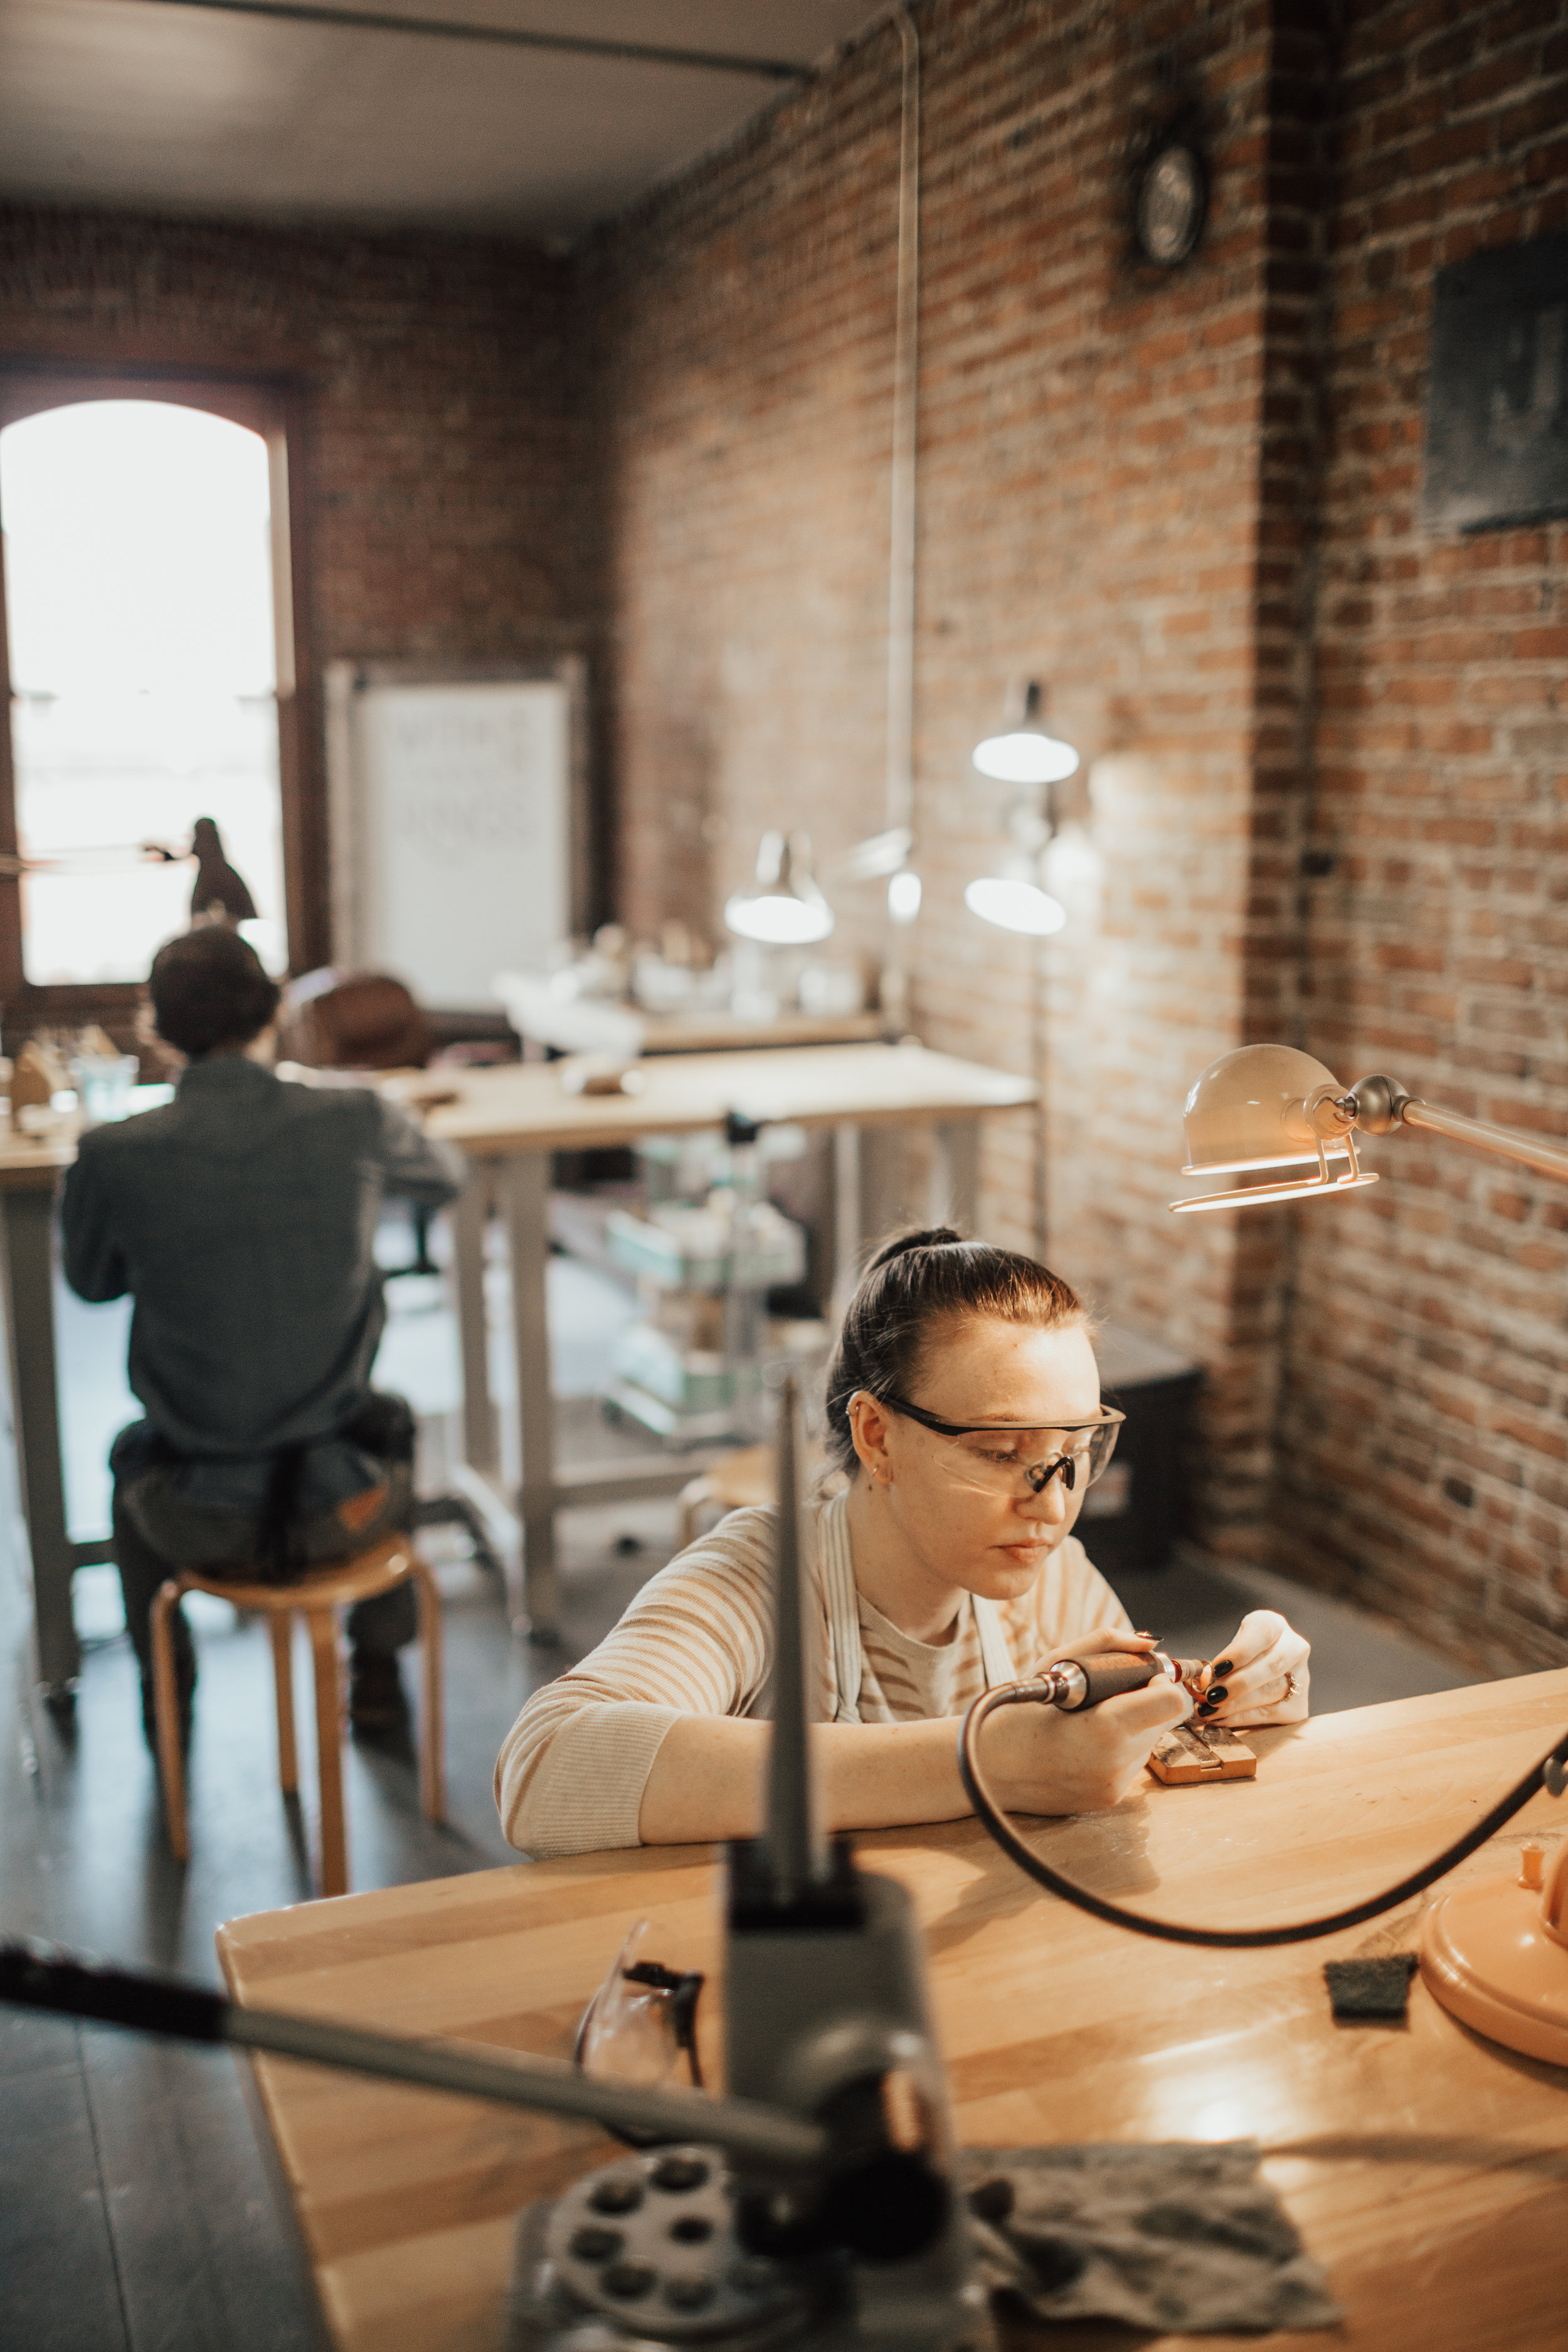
[
  {"left": 943, "top": 1415, "right": 1121, "bottom": 1499},
  {"left": 574, "top": 1920, "right": 706, "bottom": 2136}
]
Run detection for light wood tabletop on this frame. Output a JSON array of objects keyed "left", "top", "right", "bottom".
[
  {"left": 0, "top": 1120, "right": 78, "bottom": 1191},
  {"left": 421, "top": 1041, "right": 1035, "bottom": 1157},
  {"left": 217, "top": 1668, "right": 1568, "bottom": 2352}
]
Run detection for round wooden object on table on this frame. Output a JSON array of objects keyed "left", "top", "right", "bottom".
[{"left": 149, "top": 1534, "right": 443, "bottom": 1899}]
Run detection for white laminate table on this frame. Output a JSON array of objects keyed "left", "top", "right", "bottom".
[
  {"left": 4, "top": 1043, "right": 1035, "bottom": 1685},
  {"left": 423, "top": 1042, "right": 1036, "bottom": 1640}
]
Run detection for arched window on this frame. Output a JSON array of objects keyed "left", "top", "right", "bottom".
[{"left": 0, "top": 371, "right": 317, "bottom": 1031}]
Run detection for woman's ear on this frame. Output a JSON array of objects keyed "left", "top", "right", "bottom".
[{"left": 847, "top": 1391, "right": 896, "bottom": 1485}]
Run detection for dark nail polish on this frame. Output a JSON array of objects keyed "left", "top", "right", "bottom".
[
  {"left": 1214, "top": 1659, "right": 1234, "bottom": 1676},
  {"left": 1206, "top": 1685, "right": 1229, "bottom": 1703},
  {"left": 1197, "top": 1700, "right": 1217, "bottom": 1715}
]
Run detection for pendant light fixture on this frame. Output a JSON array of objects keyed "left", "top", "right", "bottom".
[
  {"left": 723, "top": 830, "right": 835, "bottom": 946},
  {"left": 965, "top": 681, "right": 1078, "bottom": 935}
]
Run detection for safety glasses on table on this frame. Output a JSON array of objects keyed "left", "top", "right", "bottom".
[
  {"left": 575, "top": 1922, "right": 705, "bottom": 2143},
  {"left": 882, "top": 1396, "right": 1125, "bottom": 1498}
]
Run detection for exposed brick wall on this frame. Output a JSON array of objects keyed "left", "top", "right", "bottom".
[
  {"left": 0, "top": 205, "right": 593, "bottom": 965},
  {"left": 586, "top": 0, "right": 1568, "bottom": 1671},
  {"left": 4, "top": 0, "right": 1565, "bottom": 1672},
  {"left": 582, "top": 0, "right": 1292, "bottom": 1541},
  {"left": 1271, "top": 0, "right": 1568, "bottom": 1671}
]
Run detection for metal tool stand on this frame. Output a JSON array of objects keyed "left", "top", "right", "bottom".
[{"left": 509, "top": 1376, "right": 987, "bottom": 2349}]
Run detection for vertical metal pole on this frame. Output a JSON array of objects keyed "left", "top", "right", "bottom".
[
  {"left": 452, "top": 1162, "right": 498, "bottom": 1473},
  {"left": 1032, "top": 934, "right": 1049, "bottom": 1262},
  {"left": 499, "top": 1153, "right": 559, "bottom": 1644},
  {"left": 832, "top": 1120, "right": 862, "bottom": 1318},
  {"left": 928, "top": 1121, "right": 979, "bottom": 1233},
  {"left": 0, "top": 1188, "right": 80, "bottom": 1690},
  {"left": 761, "top": 1374, "right": 824, "bottom": 1905},
  {"left": 881, "top": 9, "right": 921, "bottom": 1032}
]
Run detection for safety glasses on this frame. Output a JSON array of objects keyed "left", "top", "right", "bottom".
[
  {"left": 575, "top": 1922, "right": 705, "bottom": 2144},
  {"left": 882, "top": 1396, "right": 1125, "bottom": 1500}
]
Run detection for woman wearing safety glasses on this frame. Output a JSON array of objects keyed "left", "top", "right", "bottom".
[{"left": 495, "top": 1229, "right": 1310, "bottom": 1858}]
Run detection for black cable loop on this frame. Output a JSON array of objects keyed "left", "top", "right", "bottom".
[{"left": 956, "top": 1684, "right": 1568, "bottom": 1949}]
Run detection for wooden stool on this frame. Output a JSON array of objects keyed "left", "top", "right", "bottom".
[
  {"left": 675, "top": 1445, "right": 781, "bottom": 1548},
  {"left": 149, "top": 1534, "right": 443, "bottom": 1899}
]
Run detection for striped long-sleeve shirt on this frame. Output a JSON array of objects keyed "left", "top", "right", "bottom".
[{"left": 494, "top": 1504, "right": 1131, "bottom": 1858}]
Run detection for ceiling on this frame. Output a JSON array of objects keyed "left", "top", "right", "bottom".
[{"left": 0, "top": 0, "right": 890, "bottom": 244}]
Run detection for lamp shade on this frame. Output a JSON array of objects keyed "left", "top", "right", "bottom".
[
  {"left": 1172, "top": 1042, "right": 1377, "bottom": 1213},
  {"left": 723, "top": 831, "right": 834, "bottom": 947},
  {"left": 972, "top": 679, "right": 1081, "bottom": 788},
  {"left": 1181, "top": 1044, "right": 1350, "bottom": 1175},
  {"left": 963, "top": 874, "right": 1066, "bottom": 936},
  {"left": 971, "top": 729, "right": 1081, "bottom": 787}
]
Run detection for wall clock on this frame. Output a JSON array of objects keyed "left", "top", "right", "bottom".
[{"left": 1134, "top": 140, "right": 1207, "bottom": 267}]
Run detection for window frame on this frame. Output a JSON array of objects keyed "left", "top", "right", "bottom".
[{"left": 0, "top": 365, "right": 326, "bottom": 1037}]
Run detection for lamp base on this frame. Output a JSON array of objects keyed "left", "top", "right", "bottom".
[{"left": 1418, "top": 1874, "right": 1568, "bottom": 2067}]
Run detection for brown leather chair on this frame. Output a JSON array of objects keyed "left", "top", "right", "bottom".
[
  {"left": 279, "top": 967, "right": 431, "bottom": 1073},
  {"left": 280, "top": 970, "right": 437, "bottom": 1268},
  {"left": 278, "top": 966, "right": 508, "bottom": 1583}
]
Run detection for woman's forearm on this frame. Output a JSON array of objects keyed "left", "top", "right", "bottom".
[
  {"left": 637, "top": 1678, "right": 1194, "bottom": 1848},
  {"left": 637, "top": 1715, "right": 972, "bottom": 1846}
]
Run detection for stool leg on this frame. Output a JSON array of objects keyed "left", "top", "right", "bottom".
[
  {"left": 270, "top": 1611, "right": 298, "bottom": 1796},
  {"left": 411, "top": 1560, "right": 445, "bottom": 1824},
  {"left": 150, "top": 1579, "right": 190, "bottom": 1864},
  {"left": 307, "top": 1606, "right": 348, "bottom": 1898},
  {"left": 677, "top": 1476, "right": 710, "bottom": 1552}
]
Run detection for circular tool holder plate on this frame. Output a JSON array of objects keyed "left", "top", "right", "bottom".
[{"left": 544, "top": 2145, "right": 810, "bottom": 2345}]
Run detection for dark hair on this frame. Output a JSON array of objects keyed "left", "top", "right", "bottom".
[
  {"left": 148, "top": 927, "right": 280, "bottom": 1057},
  {"left": 824, "top": 1227, "right": 1086, "bottom": 1475}
]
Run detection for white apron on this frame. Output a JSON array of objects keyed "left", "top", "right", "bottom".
[{"left": 812, "top": 1486, "right": 1015, "bottom": 1724}]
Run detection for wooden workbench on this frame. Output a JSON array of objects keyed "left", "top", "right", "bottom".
[{"left": 218, "top": 1668, "right": 1568, "bottom": 2352}]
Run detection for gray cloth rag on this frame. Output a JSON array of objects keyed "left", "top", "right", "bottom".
[{"left": 961, "top": 2141, "right": 1343, "bottom": 2334}]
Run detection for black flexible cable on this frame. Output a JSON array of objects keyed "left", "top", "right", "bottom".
[{"left": 957, "top": 1683, "right": 1568, "bottom": 1949}]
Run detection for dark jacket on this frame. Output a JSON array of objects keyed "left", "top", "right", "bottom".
[{"left": 60, "top": 1054, "right": 464, "bottom": 1516}]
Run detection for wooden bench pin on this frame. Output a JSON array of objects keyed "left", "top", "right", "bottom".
[
  {"left": 1147, "top": 1720, "right": 1258, "bottom": 1784},
  {"left": 1145, "top": 1658, "right": 1258, "bottom": 1784}
]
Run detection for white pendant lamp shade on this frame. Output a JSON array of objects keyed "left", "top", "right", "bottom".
[
  {"left": 963, "top": 873, "right": 1066, "bottom": 936},
  {"left": 723, "top": 830, "right": 835, "bottom": 946},
  {"left": 887, "top": 867, "right": 923, "bottom": 923},
  {"left": 971, "top": 728, "right": 1081, "bottom": 786},
  {"left": 972, "top": 678, "right": 1081, "bottom": 787}
]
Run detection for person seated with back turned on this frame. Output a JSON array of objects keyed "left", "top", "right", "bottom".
[
  {"left": 60, "top": 926, "right": 465, "bottom": 1740},
  {"left": 496, "top": 1229, "right": 1311, "bottom": 1858}
]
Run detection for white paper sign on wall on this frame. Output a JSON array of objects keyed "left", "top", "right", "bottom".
[{"left": 339, "top": 675, "right": 571, "bottom": 1009}]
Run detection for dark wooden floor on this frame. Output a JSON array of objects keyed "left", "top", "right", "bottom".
[{"left": 1, "top": 1409, "right": 1477, "bottom": 2352}]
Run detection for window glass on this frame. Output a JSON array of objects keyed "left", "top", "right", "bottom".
[{"left": 1, "top": 400, "right": 285, "bottom": 983}]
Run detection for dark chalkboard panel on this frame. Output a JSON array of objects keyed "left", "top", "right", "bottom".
[{"left": 1422, "top": 231, "right": 1568, "bottom": 534}]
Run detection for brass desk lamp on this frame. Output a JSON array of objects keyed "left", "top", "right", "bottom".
[{"left": 1167, "top": 1040, "right": 1568, "bottom": 2067}]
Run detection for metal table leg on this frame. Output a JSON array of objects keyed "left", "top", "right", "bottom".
[
  {"left": 499, "top": 1152, "right": 561, "bottom": 1646},
  {"left": 453, "top": 1162, "right": 498, "bottom": 1474},
  {"left": 930, "top": 1120, "right": 980, "bottom": 1232},
  {"left": 832, "top": 1121, "right": 863, "bottom": 1320},
  {"left": 0, "top": 1187, "right": 80, "bottom": 1693}
]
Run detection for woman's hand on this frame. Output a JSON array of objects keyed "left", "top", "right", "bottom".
[
  {"left": 1198, "top": 1609, "right": 1310, "bottom": 1726},
  {"left": 988, "top": 1626, "right": 1192, "bottom": 1814}
]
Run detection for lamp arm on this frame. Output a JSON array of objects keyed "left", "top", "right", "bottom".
[
  {"left": 0, "top": 1939, "right": 826, "bottom": 2173},
  {"left": 1350, "top": 1074, "right": 1568, "bottom": 1186},
  {"left": 1401, "top": 1099, "right": 1568, "bottom": 1187}
]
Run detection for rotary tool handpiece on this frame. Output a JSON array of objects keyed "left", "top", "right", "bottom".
[{"left": 1025, "top": 1650, "right": 1207, "bottom": 1711}]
